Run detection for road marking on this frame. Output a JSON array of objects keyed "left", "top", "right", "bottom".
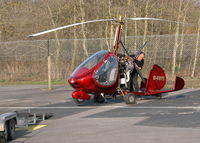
[
  {"left": 178, "top": 111, "right": 194, "bottom": 115},
  {"left": 0, "top": 106, "right": 200, "bottom": 109},
  {"left": 0, "top": 99, "right": 19, "bottom": 102},
  {"left": 16, "top": 125, "right": 47, "bottom": 131}
]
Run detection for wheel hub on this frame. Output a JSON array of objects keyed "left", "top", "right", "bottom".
[{"left": 129, "top": 96, "right": 135, "bottom": 102}]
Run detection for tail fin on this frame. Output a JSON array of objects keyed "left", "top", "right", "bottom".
[{"left": 146, "top": 64, "right": 166, "bottom": 91}]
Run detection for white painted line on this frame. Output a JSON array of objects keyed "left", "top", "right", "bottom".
[
  {"left": 178, "top": 112, "right": 194, "bottom": 115},
  {"left": 0, "top": 106, "right": 200, "bottom": 109}
]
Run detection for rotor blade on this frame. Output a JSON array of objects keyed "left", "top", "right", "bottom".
[
  {"left": 125, "top": 17, "right": 183, "bottom": 24},
  {"left": 29, "top": 19, "right": 115, "bottom": 37}
]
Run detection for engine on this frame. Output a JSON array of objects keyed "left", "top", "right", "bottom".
[{"left": 118, "top": 53, "right": 133, "bottom": 91}]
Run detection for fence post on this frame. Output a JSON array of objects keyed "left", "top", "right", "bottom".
[{"left": 47, "top": 40, "right": 52, "bottom": 90}]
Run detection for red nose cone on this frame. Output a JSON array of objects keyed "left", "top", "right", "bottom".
[
  {"left": 68, "top": 77, "right": 78, "bottom": 88},
  {"left": 69, "top": 77, "right": 77, "bottom": 84}
]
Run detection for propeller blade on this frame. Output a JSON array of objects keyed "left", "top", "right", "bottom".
[
  {"left": 125, "top": 17, "right": 183, "bottom": 24},
  {"left": 29, "top": 19, "right": 115, "bottom": 37}
]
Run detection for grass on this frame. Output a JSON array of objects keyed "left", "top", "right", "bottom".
[
  {"left": 183, "top": 77, "right": 200, "bottom": 88},
  {"left": 0, "top": 80, "right": 68, "bottom": 86},
  {"left": 0, "top": 77, "right": 199, "bottom": 88}
]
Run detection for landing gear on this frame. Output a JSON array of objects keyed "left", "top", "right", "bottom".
[
  {"left": 155, "top": 93, "right": 162, "bottom": 99},
  {"left": 94, "top": 94, "right": 105, "bottom": 103},
  {"left": 124, "top": 93, "right": 137, "bottom": 104}
]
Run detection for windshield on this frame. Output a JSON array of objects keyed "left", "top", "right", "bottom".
[
  {"left": 71, "top": 50, "right": 109, "bottom": 77},
  {"left": 94, "top": 56, "right": 118, "bottom": 86}
]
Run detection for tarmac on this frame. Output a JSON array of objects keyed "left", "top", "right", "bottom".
[{"left": 0, "top": 85, "right": 200, "bottom": 143}]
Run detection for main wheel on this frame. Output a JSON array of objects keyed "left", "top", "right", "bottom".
[
  {"left": 7, "top": 119, "right": 16, "bottom": 140},
  {"left": 73, "top": 98, "right": 85, "bottom": 105},
  {"left": 155, "top": 93, "right": 162, "bottom": 99},
  {"left": 124, "top": 93, "right": 137, "bottom": 104},
  {"left": 94, "top": 95, "right": 105, "bottom": 103}
]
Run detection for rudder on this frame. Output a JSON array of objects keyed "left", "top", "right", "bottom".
[{"left": 146, "top": 64, "right": 166, "bottom": 91}]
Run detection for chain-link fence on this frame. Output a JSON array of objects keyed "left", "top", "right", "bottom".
[{"left": 0, "top": 34, "right": 199, "bottom": 88}]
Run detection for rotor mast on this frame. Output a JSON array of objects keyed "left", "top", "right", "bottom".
[{"left": 113, "top": 16, "right": 124, "bottom": 55}]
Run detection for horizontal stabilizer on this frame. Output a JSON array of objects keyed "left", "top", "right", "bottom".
[{"left": 174, "top": 76, "right": 185, "bottom": 91}]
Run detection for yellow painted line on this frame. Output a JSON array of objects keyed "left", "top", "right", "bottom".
[{"left": 16, "top": 125, "right": 47, "bottom": 131}]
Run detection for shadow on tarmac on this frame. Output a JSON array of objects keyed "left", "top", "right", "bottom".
[{"left": 85, "top": 90, "right": 200, "bottom": 128}]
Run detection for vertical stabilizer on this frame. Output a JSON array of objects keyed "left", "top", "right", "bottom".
[{"left": 146, "top": 64, "right": 166, "bottom": 91}]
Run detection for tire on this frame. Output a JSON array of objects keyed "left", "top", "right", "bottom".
[
  {"left": 73, "top": 98, "right": 85, "bottom": 105},
  {"left": 7, "top": 119, "right": 16, "bottom": 141},
  {"left": 94, "top": 95, "right": 105, "bottom": 103},
  {"left": 124, "top": 93, "right": 137, "bottom": 104},
  {"left": 0, "top": 123, "right": 8, "bottom": 143},
  {"left": 0, "top": 134, "right": 7, "bottom": 143}
]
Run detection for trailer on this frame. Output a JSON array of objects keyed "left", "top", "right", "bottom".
[{"left": 0, "top": 112, "right": 17, "bottom": 143}]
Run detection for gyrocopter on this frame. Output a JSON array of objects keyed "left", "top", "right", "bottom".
[{"left": 30, "top": 16, "right": 185, "bottom": 105}]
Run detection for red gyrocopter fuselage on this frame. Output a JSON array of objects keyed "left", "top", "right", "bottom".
[{"left": 68, "top": 22, "right": 185, "bottom": 104}]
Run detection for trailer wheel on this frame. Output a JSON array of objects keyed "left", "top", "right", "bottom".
[
  {"left": 7, "top": 119, "right": 16, "bottom": 140},
  {"left": 0, "top": 123, "right": 8, "bottom": 143},
  {"left": 124, "top": 93, "right": 136, "bottom": 104},
  {"left": 0, "top": 133, "right": 6, "bottom": 143},
  {"left": 73, "top": 98, "right": 85, "bottom": 105}
]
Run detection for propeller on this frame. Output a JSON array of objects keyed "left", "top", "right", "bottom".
[{"left": 29, "top": 17, "right": 183, "bottom": 37}]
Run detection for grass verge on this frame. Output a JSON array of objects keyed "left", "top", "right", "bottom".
[
  {"left": 0, "top": 78, "right": 199, "bottom": 88},
  {"left": 0, "top": 80, "right": 67, "bottom": 86}
]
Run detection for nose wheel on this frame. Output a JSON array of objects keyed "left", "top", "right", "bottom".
[
  {"left": 94, "top": 94, "right": 105, "bottom": 103},
  {"left": 73, "top": 98, "right": 85, "bottom": 105}
]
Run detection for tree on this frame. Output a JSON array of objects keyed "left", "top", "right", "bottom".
[
  {"left": 79, "top": 0, "right": 89, "bottom": 57},
  {"left": 172, "top": 0, "right": 183, "bottom": 76},
  {"left": 191, "top": 17, "right": 200, "bottom": 77}
]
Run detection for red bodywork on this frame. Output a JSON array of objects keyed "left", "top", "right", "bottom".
[
  {"left": 133, "top": 64, "right": 185, "bottom": 96},
  {"left": 69, "top": 51, "right": 119, "bottom": 100}
]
